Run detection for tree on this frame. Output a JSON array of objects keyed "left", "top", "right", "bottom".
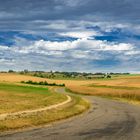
[
  {"left": 107, "top": 75, "right": 111, "bottom": 78},
  {"left": 24, "top": 69, "right": 29, "bottom": 74},
  {"left": 8, "top": 70, "right": 14, "bottom": 73}
]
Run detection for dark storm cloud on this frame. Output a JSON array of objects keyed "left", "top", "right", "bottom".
[{"left": 0, "top": 0, "right": 140, "bottom": 31}]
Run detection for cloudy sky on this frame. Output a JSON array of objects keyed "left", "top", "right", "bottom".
[{"left": 0, "top": 0, "right": 140, "bottom": 72}]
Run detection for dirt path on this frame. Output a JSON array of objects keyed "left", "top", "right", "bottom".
[
  {"left": 1, "top": 88, "right": 140, "bottom": 140},
  {"left": 0, "top": 94, "right": 71, "bottom": 121}
]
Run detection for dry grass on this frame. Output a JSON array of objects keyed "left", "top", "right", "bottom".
[{"left": 0, "top": 95, "right": 89, "bottom": 132}]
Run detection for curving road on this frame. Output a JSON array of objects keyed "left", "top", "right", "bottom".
[{"left": 0, "top": 88, "right": 140, "bottom": 140}]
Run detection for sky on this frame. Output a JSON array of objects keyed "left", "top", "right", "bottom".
[{"left": 0, "top": 0, "right": 140, "bottom": 73}]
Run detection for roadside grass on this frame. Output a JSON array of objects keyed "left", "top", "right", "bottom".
[
  {"left": 0, "top": 83, "right": 67, "bottom": 114},
  {"left": 0, "top": 95, "right": 90, "bottom": 132}
]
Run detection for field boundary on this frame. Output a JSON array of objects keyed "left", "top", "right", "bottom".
[{"left": 0, "top": 95, "right": 72, "bottom": 121}]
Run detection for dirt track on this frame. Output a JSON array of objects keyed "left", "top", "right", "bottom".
[{"left": 0, "top": 88, "right": 140, "bottom": 140}]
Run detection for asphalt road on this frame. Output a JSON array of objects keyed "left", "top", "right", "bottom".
[{"left": 0, "top": 88, "right": 140, "bottom": 140}]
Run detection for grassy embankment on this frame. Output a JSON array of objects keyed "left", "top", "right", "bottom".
[{"left": 0, "top": 83, "right": 89, "bottom": 132}]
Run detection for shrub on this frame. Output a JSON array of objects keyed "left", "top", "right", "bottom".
[{"left": 21, "top": 81, "right": 65, "bottom": 87}]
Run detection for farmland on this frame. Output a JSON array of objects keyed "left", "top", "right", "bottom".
[
  {"left": 0, "top": 83, "right": 66, "bottom": 114},
  {"left": 66, "top": 74, "right": 140, "bottom": 104},
  {"left": 0, "top": 73, "right": 89, "bottom": 131},
  {"left": 1, "top": 72, "right": 140, "bottom": 104},
  {"left": 0, "top": 72, "right": 140, "bottom": 132}
]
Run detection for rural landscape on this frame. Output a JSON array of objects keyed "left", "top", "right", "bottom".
[
  {"left": 0, "top": 72, "right": 140, "bottom": 139},
  {"left": 0, "top": 0, "right": 140, "bottom": 140}
]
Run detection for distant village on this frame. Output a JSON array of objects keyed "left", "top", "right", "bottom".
[{"left": 1, "top": 70, "right": 130, "bottom": 80}]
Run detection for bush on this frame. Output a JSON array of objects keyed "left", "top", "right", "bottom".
[
  {"left": 21, "top": 80, "right": 65, "bottom": 87},
  {"left": 107, "top": 75, "right": 111, "bottom": 78}
]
